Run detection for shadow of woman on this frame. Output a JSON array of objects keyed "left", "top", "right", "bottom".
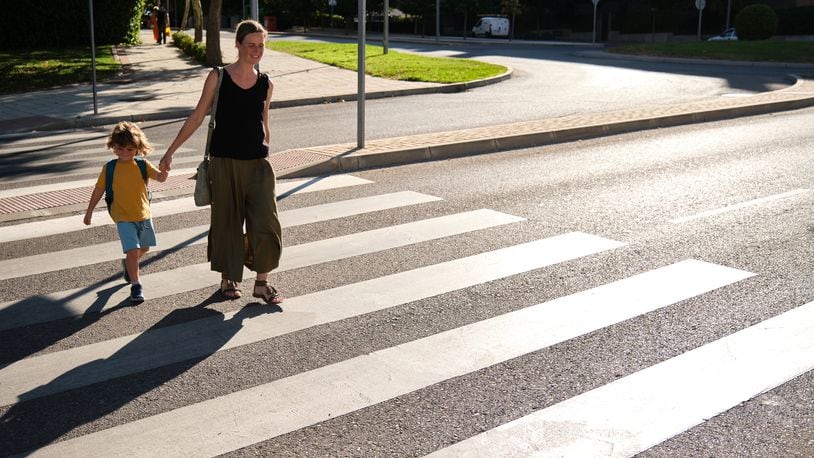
[{"left": 0, "top": 295, "right": 282, "bottom": 455}]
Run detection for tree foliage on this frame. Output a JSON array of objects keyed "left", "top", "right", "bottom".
[{"left": 0, "top": 0, "right": 144, "bottom": 49}]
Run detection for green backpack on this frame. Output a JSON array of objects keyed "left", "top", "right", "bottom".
[{"left": 104, "top": 157, "right": 151, "bottom": 215}]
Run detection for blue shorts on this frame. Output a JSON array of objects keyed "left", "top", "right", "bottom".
[{"left": 117, "top": 219, "right": 158, "bottom": 253}]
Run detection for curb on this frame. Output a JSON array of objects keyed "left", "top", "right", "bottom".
[
  {"left": 276, "top": 75, "right": 814, "bottom": 179},
  {"left": 578, "top": 50, "right": 814, "bottom": 70},
  {"left": 269, "top": 30, "right": 604, "bottom": 49},
  {"left": 0, "top": 69, "right": 513, "bottom": 136}
]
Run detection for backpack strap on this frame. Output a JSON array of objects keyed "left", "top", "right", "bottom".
[
  {"left": 134, "top": 157, "right": 148, "bottom": 182},
  {"left": 104, "top": 159, "right": 117, "bottom": 214},
  {"left": 134, "top": 157, "right": 152, "bottom": 203}
]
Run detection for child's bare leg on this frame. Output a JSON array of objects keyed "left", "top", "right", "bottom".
[{"left": 125, "top": 247, "right": 149, "bottom": 284}]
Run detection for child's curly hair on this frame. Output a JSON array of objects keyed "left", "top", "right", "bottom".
[{"left": 107, "top": 121, "right": 153, "bottom": 156}]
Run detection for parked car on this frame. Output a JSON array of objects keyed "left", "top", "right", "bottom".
[
  {"left": 708, "top": 28, "right": 737, "bottom": 41},
  {"left": 472, "top": 17, "right": 509, "bottom": 38}
]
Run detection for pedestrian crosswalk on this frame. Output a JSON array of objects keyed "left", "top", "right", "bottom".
[
  {"left": 1, "top": 134, "right": 812, "bottom": 456},
  {"left": 430, "top": 300, "right": 814, "bottom": 457}
]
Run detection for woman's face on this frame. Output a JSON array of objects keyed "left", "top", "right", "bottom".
[{"left": 238, "top": 32, "right": 265, "bottom": 65}]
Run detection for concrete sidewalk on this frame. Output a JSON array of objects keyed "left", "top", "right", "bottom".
[{"left": 0, "top": 29, "right": 507, "bottom": 136}]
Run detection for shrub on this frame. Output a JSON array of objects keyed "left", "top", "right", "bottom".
[
  {"left": 0, "top": 0, "right": 143, "bottom": 49},
  {"left": 734, "top": 4, "right": 778, "bottom": 40},
  {"left": 172, "top": 32, "right": 206, "bottom": 63}
]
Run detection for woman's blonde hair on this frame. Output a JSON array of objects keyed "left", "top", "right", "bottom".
[
  {"left": 106, "top": 121, "right": 153, "bottom": 156},
  {"left": 235, "top": 19, "right": 267, "bottom": 44}
]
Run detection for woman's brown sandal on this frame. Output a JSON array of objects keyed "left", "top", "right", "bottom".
[
  {"left": 253, "top": 280, "right": 283, "bottom": 305},
  {"left": 220, "top": 279, "right": 242, "bottom": 300}
]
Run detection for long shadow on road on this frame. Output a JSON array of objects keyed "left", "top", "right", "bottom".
[{"left": 0, "top": 297, "right": 281, "bottom": 455}]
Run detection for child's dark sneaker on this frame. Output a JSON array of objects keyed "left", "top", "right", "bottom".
[
  {"left": 122, "top": 259, "right": 130, "bottom": 283},
  {"left": 130, "top": 283, "right": 144, "bottom": 304}
]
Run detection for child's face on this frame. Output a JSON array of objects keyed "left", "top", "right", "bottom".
[{"left": 113, "top": 143, "right": 139, "bottom": 161}]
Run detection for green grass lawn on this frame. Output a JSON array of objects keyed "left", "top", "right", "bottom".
[
  {"left": 267, "top": 41, "right": 507, "bottom": 84},
  {"left": 0, "top": 46, "right": 120, "bottom": 94},
  {"left": 3, "top": 39, "right": 811, "bottom": 95},
  {"left": 608, "top": 41, "right": 814, "bottom": 64}
]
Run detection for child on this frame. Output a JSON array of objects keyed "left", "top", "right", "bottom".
[{"left": 84, "top": 121, "right": 169, "bottom": 304}]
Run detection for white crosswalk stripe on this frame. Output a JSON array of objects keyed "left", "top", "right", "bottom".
[
  {"left": 0, "top": 191, "right": 441, "bottom": 280},
  {"left": 0, "top": 207, "right": 520, "bottom": 330},
  {"left": 0, "top": 163, "right": 811, "bottom": 457},
  {"left": 23, "top": 260, "right": 752, "bottom": 456},
  {"left": 430, "top": 300, "right": 814, "bottom": 457},
  {"left": 0, "top": 174, "right": 373, "bottom": 242},
  {"left": 1, "top": 232, "right": 624, "bottom": 406}
]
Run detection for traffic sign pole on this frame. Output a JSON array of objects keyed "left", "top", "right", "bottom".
[
  {"left": 358, "top": 0, "right": 366, "bottom": 148},
  {"left": 592, "top": 0, "right": 599, "bottom": 44},
  {"left": 696, "top": 0, "right": 706, "bottom": 40}
]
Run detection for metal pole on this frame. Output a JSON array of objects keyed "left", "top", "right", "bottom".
[
  {"left": 651, "top": 8, "right": 656, "bottom": 43},
  {"left": 358, "top": 0, "right": 366, "bottom": 149},
  {"left": 697, "top": 8, "right": 703, "bottom": 40},
  {"left": 383, "top": 0, "right": 389, "bottom": 54},
  {"left": 88, "top": 0, "right": 98, "bottom": 115},
  {"left": 252, "top": 0, "right": 259, "bottom": 72},
  {"left": 435, "top": 0, "right": 440, "bottom": 42},
  {"left": 592, "top": 3, "right": 597, "bottom": 44},
  {"left": 725, "top": 0, "right": 732, "bottom": 30}
]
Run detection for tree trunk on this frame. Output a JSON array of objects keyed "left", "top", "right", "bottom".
[
  {"left": 181, "top": 0, "right": 190, "bottom": 31},
  {"left": 206, "top": 0, "right": 223, "bottom": 66},
  {"left": 192, "top": 0, "right": 203, "bottom": 42}
]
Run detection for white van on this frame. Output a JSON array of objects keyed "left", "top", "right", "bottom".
[{"left": 472, "top": 17, "right": 509, "bottom": 37}]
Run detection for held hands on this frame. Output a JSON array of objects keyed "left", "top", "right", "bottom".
[{"left": 159, "top": 152, "right": 173, "bottom": 173}]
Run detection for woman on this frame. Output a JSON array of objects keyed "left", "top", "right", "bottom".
[
  {"left": 150, "top": 6, "right": 159, "bottom": 43},
  {"left": 160, "top": 19, "right": 282, "bottom": 304}
]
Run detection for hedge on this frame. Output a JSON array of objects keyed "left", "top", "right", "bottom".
[
  {"left": 0, "top": 0, "right": 144, "bottom": 49},
  {"left": 172, "top": 31, "right": 206, "bottom": 63}
]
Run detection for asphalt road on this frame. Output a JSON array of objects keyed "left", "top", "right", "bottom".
[
  {"left": 255, "top": 35, "right": 806, "bottom": 150},
  {"left": 3, "top": 37, "right": 805, "bottom": 184},
  {"left": 0, "top": 107, "right": 812, "bottom": 455}
]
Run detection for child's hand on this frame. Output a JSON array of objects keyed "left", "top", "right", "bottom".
[
  {"left": 83, "top": 212, "right": 92, "bottom": 226},
  {"left": 156, "top": 169, "right": 170, "bottom": 183},
  {"left": 159, "top": 152, "right": 173, "bottom": 172}
]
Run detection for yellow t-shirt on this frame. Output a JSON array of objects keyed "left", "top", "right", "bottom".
[{"left": 95, "top": 159, "right": 160, "bottom": 223}]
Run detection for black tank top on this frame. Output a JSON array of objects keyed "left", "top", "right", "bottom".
[{"left": 211, "top": 70, "right": 270, "bottom": 160}]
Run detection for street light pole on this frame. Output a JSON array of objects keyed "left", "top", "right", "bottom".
[
  {"left": 251, "top": 0, "right": 259, "bottom": 72},
  {"left": 591, "top": 0, "right": 599, "bottom": 44},
  {"left": 88, "top": 0, "right": 98, "bottom": 115},
  {"left": 436, "top": 0, "right": 440, "bottom": 42},
  {"left": 383, "top": 0, "right": 389, "bottom": 54},
  {"left": 250, "top": 0, "right": 258, "bottom": 22},
  {"left": 696, "top": 0, "right": 705, "bottom": 41},
  {"left": 358, "top": 0, "right": 366, "bottom": 148}
]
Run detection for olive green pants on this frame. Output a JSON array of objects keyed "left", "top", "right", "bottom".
[{"left": 208, "top": 157, "right": 282, "bottom": 282}]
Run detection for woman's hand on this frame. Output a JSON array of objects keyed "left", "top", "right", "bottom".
[{"left": 159, "top": 152, "right": 173, "bottom": 172}]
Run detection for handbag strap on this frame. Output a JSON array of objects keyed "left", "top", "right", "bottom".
[{"left": 203, "top": 66, "right": 223, "bottom": 160}]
